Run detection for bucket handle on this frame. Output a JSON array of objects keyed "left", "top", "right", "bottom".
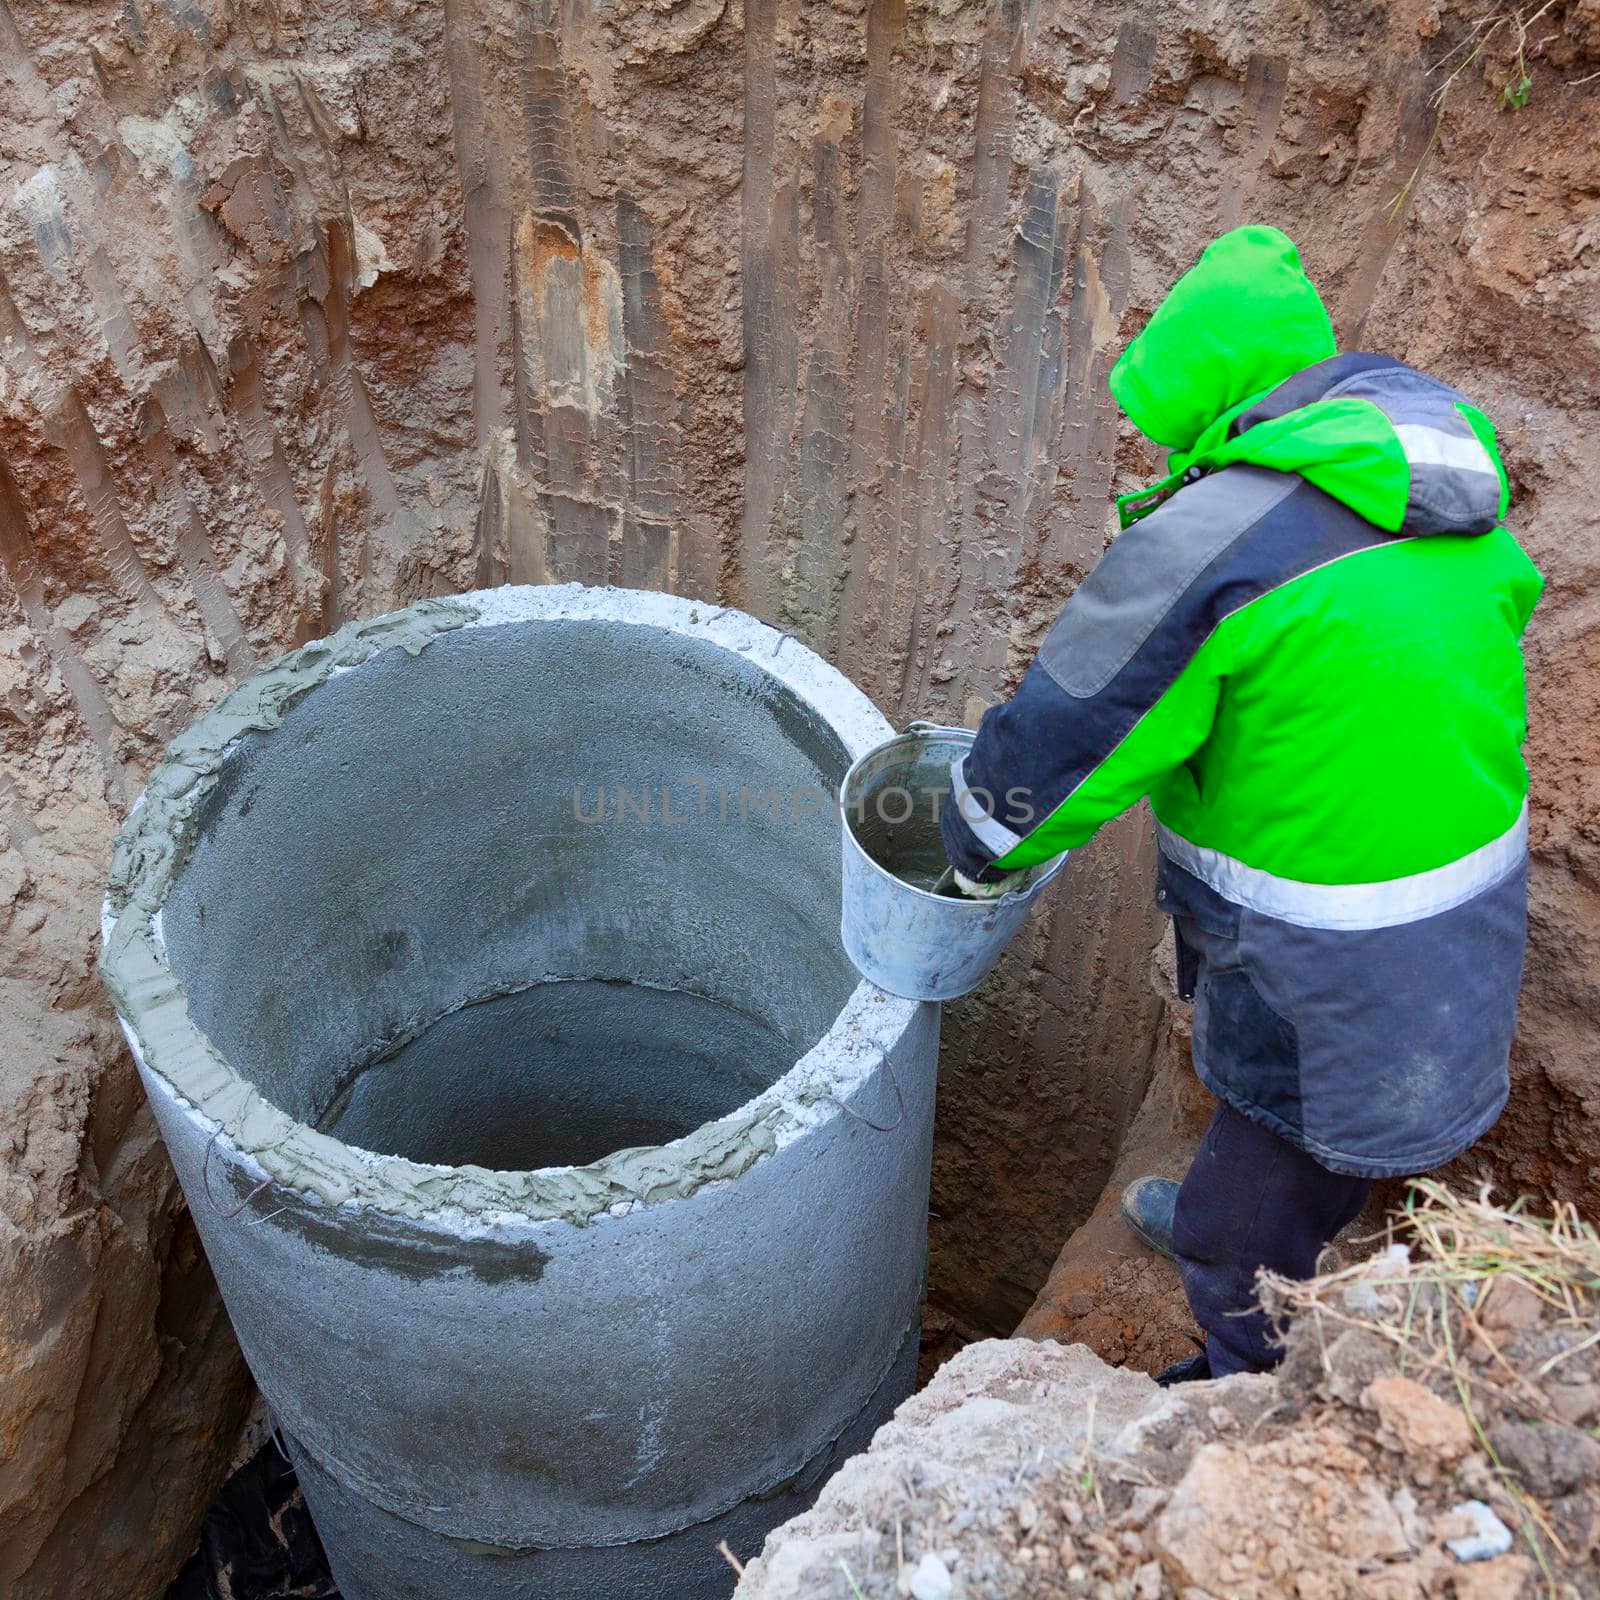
[
  {"left": 902, "top": 718, "right": 1034, "bottom": 903},
  {"left": 888, "top": 719, "right": 1062, "bottom": 905}
]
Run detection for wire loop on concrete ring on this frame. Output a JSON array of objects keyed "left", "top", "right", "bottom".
[
  {"left": 825, "top": 1046, "right": 904, "bottom": 1133},
  {"left": 202, "top": 1125, "right": 273, "bottom": 1218}
]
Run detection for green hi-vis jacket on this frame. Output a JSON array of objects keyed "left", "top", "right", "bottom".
[{"left": 942, "top": 227, "right": 1542, "bottom": 1178}]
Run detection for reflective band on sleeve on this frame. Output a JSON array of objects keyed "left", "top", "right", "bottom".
[
  {"left": 950, "top": 756, "right": 1024, "bottom": 856},
  {"left": 1393, "top": 423, "right": 1499, "bottom": 478},
  {"left": 1156, "top": 800, "right": 1528, "bottom": 931}
]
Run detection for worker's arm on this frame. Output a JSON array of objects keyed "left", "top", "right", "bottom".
[{"left": 939, "top": 474, "right": 1269, "bottom": 882}]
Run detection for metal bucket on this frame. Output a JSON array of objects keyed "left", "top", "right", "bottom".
[{"left": 839, "top": 722, "right": 1068, "bottom": 1001}]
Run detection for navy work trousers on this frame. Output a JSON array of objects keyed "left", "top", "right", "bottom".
[{"left": 1173, "top": 1103, "right": 1371, "bottom": 1377}]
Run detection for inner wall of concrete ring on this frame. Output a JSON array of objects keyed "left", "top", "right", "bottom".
[{"left": 109, "top": 586, "right": 938, "bottom": 1595}]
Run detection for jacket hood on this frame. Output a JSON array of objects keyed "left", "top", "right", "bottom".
[
  {"left": 1110, "top": 227, "right": 1510, "bottom": 536},
  {"left": 1109, "top": 226, "right": 1336, "bottom": 452}
]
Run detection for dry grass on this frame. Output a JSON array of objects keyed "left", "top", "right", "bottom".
[
  {"left": 1261, "top": 1179, "right": 1600, "bottom": 1383},
  {"left": 1385, "top": 0, "right": 1565, "bottom": 220},
  {"left": 1260, "top": 1180, "right": 1600, "bottom": 1596}
]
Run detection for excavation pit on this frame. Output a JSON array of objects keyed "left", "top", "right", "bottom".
[{"left": 100, "top": 585, "right": 939, "bottom": 1600}]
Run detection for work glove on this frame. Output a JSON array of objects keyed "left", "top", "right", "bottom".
[{"left": 952, "top": 868, "right": 1015, "bottom": 900}]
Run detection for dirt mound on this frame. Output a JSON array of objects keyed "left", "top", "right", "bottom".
[{"left": 736, "top": 1186, "right": 1600, "bottom": 1600}]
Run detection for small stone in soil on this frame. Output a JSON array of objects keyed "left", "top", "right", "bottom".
[{"left": 1444, "top": 1499, "right": 1514, "bottom": 1563}]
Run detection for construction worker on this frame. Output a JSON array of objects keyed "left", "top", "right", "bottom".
[{"left": 938, "top": 226, "right": 1541, "bottom": 1385}]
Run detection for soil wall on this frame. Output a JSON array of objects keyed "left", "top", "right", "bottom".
[{"left": 0, "top": 0, "right": 1595, "bottom": 1591}]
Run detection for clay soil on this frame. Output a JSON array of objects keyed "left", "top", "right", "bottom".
[{"left": 0, "top": 0, "right": 1596, "bottom": 1592}]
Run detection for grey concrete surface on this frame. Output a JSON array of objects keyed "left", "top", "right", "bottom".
[
  {"left": 284, "top": 1330, "right": 920, "bottom": 1600},
  {"left": 101, "top": 585, "right": 939, "bottom": 1597},
  {"left": 319, "top": 979, "right": 801, "bottom": 1171}
]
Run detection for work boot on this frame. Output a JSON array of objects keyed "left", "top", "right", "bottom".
[
  {"left": 1155, "top": 1349, "right": 1212, "bottom": 1387},
  {"left": 1119, "top": 1176, "right": 1179, "bottom": 1261}
]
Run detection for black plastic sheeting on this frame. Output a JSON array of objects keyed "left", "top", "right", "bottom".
[{"left": 167, "top": 1439, "right": 338, "bottom": 1600}]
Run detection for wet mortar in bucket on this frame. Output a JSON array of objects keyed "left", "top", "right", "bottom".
[
  {"left": 846, "top": 747, "right": 964, "bottom": 896},
  {"left": 838, "top": 724, "right": 1067, "bottom": 1001}
]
